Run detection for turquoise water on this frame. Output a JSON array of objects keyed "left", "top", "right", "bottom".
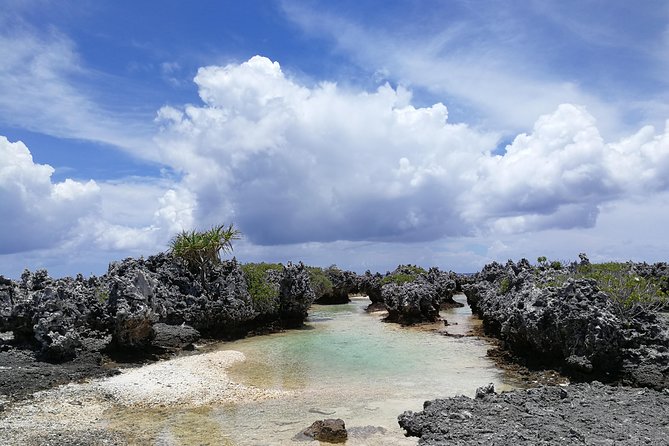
[{"left": 214, "top": 296, "right": 515, "bottom": 445}]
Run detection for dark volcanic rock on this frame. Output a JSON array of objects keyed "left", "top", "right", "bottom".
[
  {"left": 0, "top": 348, "right": 118, "bottom": 402},
  {"left": 426, "top": 267, "right": 459, "bottom": 308},
  {"left": 300, "top": 418, "right": 348, "bottom": 443},
  {"left": 382, "top": 278, "right": 441, "bottom": 325},
  {"left": 0, "top": 252, "right": 318, "bottom": 401},
  {"left": 278, "top": 262, "right": 316, "bottom": 327},
  {"left": 107, "top": 265, "right": 158, "bottom": 349},
  {"left": 399, "top": 382, "right": 669, "bottom": 445},
  {"left": 151, "top": 323, "right": 200, "bottom": 350},
  {"left": 358, "top": 271, "right": 384, "bottom": 307},
  {"left": 463, "top": 259, "right": 669, "bottom": 389}
]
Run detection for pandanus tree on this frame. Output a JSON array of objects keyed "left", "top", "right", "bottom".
[{"left": 169, "top": 223, "right": 241, "bottom": 288}]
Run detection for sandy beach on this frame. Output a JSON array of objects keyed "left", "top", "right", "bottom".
[{"left": 0, "top": 350, "right": 287, "bottom": 445}]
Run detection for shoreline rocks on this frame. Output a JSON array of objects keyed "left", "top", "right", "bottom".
[
  {"left": 462, "top": 258, "right": 669, "bottom": 390},
  {"left": 299, "top": 418, "right": 348, "bottom": 443},
  {"left": 0, "top": 254, "right": 316, "bottom": 402},
  {"left": 399, "top": 382, "right": 669, "bottom": 445}
]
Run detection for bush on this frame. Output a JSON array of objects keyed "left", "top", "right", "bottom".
[
  {"left": 307, "top": 266, "right": 334, "bottom": 299},
  {"left": 169, "top": 224, "right": 241, "bottom": 286},
  {"left": 498, "top": 277, "right": 511, "bottom": 294},
  {"left": 543, "top": 261, "right": 667, "bottom": 319},
  {"left": 241, "top": 263, "right": 283, "bottom": 311},
  {"left": 381, "top": 265, "right": 427, "bottom": 286}
]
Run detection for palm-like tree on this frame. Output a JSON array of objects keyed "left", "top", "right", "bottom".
[{"left": 170, "top": 224, "right": 241, "bottom": 287}]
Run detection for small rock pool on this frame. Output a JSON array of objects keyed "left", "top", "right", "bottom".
[{"left": 107, "top": 295, "right": 518, "bottom": 445}]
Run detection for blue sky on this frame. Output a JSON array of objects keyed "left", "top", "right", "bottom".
[{"left": 1, "top": 0, "right": 669, "bottom": 278}]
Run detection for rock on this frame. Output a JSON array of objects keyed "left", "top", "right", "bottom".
[
  {"left": 107, "top": 267, "right": 158, "bottom": 349},
  {"left": 314, "top": 267, "right": 358, "bottom": 304},
  {"left": 358, "top": 271, "right": 384, "bottom": 305},
  {"left": 301, "top": 418, "right": 347, "bottom": 443},
  {"left": 462, "top": 258, "right": 669, "bottom": 389},
  {"left": 382, "top": 278, "right": 440, "bottom": 324},
  {"left": 398, "top": 383, "right": 669, "bottom": 445},
  {"left": 152, "top": 323, "right": 200, "bottom": 349},
  {"left": 278, "top": 262, "right": 316, "bottom": 327},
  {"left": 475, "top": 383, "right": 495, "bottom": 399}
]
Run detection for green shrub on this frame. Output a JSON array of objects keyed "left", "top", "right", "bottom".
[
  {"left": 307, "top": 266, "right": 334, "bottom": 298},
  {"left": 550, "top": 260, "right": 563, "bottom": 270},
  {"left": 95, "top": 286, "right": 109, "bottom": 303},
  {"left": 382, "top": 273, "right": 417, "bottom": 286},
  {"left": 498, "top": 277, "right": 511, "bottom": 294},
  {"left": 241, "top": 263, "right": 283, "bottom": 309},
  {"left": 381, "top": 265, "right": 427, "bottom": 286},
  {"left": 540, "top": 261, "right": 667, "bottom": 318}
]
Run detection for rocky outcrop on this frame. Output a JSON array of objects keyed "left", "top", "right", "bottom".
[
  {"left": 278, "top": 262, "right": 316, "bottom": 326},
  {"left": 300, "top": 418, "right": 348, "bottom": 443},
  {"left": 426, "top": 267, "right": 459, "bottom": 308},
  {"left": 382, "top": 278, "right": 441, "bottom": 325},
  {"left": 380, "top": 265, "right": 460, "bottom": 324},
  {"left": 0, "top": 253, "right": 317, "bottom": 366},
  {"left": 314, "top": 267, "right": 358, "bottom": 305},
  {"left": 358, "top": 271, "right": 384, "bottom": 309},
  {"left": 463, "top": 259, "right": 669, "bottom": 389},
  {"left": 398, "top": 382, "right": 669, "bottom": 445},
  {"left": 5, "top": 271, "right": 112, "bottom": 360}
]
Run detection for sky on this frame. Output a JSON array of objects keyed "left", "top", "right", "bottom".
[{"left": 1, "top": 0, "right": 669, "bottom": 278}]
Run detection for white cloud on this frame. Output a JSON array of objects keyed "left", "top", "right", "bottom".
[
  {"left": 156, "top": 56, "right": 498, "bottom": 245},
  {"left": 155, "top": 57, "right": 669, "bottom": 250},
  {"left": 0, "top": 135, "right": 190, "bottom": 264},
  {"left": 0, "top": 136, "right": 100, "bottom": 254}
]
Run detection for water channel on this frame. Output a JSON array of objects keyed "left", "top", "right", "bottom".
[{"left": 108, "top": 295, "right": 518, "bottom": 445}]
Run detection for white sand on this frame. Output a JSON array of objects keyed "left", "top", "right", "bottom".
[
  {"left": 96, "top": 350, "right": 286, "bottom": 407},
  {"left": 0, "top": 349, "right": 288, "bottom": 444}
]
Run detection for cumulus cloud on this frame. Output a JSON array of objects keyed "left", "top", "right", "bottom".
[
  {"left": 0, "top": 136, "right": 100, "bottom": 254},
  {"left": 156, "top": 56, "right": 498, "bottom": 245},
  {"left": 155, "top": 56, "right": 669, "bottom": 247},
  {"left": 0, "top": 136, "right": 192, "bottom": 258}
]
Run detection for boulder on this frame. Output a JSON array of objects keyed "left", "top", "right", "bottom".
[
  {"left": 152, "top": 323, "right": 200, "bottom": 350},
  {"left": 463, "top": 258, "right": 669, "bottom": 389},
  {"left": 301, "top": 418, "right": 347, "bottom": 443}
]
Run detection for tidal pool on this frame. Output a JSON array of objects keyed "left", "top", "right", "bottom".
[
  {"left": 213, "top": 295, "right": 515, "bottom": 445},
  {"left": 104, "top": 295, "right": 517, "bottom": 445}
]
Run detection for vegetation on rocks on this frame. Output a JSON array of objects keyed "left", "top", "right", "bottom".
[
  {"left": 539, "top": 258, "right": 668, "bottom": 319},
  {"left": 240, "top": 262, "right": 283, "bottom": 311},
  {"left": 306, "top": 266, "right": 334, "bottom": 301},
  {"left": 169, "top": 223, "right": 241, "bottom": 286},
  {"left": 381, "top": 265, "right": 427, "bottom": 285}
]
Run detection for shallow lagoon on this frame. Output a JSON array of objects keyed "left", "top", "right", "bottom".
[
  {"left": 105, "top": 295, "right": 516, "bottom": 445},
  {"left": 214, "top": 295, "right": 515, "bottom": 445}
]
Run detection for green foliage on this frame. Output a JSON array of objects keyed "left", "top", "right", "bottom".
[
  {"left": 95, "top": 286, "right": 109, "bottom": 303},
  {"left": 241, "top": 263, "right": 283, "bottom": 306},
  {"left": 170, "top": 224, "right": 241, "bottom": 273},
  {"left": 498, "top": 277, "right": 511, "bottom": 294},
  {"left": 381, "top": 273, "right": 416, "bottom": 285},
  {"left": 307, "top": 266, "right": 334, "bottom": 297},
  {"left": 537, "top": 256, "right": 547, "bottom": 266},
  {"left": 381, "top": 265, "right": 427, "bottom": 286},
  {"left": 541, "top": 261, "right": 667, "bottom": 318},
  {"left": 578, "top": 263, "right": 667, "bottom": 315},
  {"left": 550, "top": 260, "right": 563, "bottom": 270}
]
